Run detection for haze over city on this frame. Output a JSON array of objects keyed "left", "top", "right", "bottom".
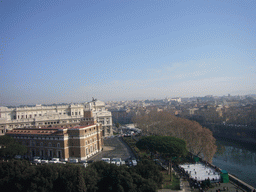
[{"left": 1, "top": 0, "right": 256, "bottom": 106}]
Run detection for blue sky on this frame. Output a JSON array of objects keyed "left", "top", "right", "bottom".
[{"left": 1, "top": 0, "right": 256, "bottom": 105}]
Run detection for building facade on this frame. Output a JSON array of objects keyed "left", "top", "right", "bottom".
[
  {"left": 6, "top": 122, "right": 103, "bottom": 161},
  {"left": 0, "top": 100, "right": 113, "bottom": 137},
  {"left": 0, "top": 104, "right": 84, "bottom": 135},
  {"left": 85, "top": 98, "right": 113, "bottom": 137}
]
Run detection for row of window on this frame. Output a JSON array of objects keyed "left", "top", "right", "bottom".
[
  {"left": 15, "top": 136, "right": 61, "bottom": 140},
  {"left": 29, "top": 141, "right": 61, "bottom": 148},
  {"left": 85, "top": 144, "right": 97, "bottom": 155},
  {"left": 14, "top": 111, "right": 82, "bottom": 119},
  {"left": 71, "top": 112, "right": 81, "bottom": 115},
  {"left": 85, "top": 137, "right": 97, "bottom": 145},
  {"left": 30, "top": 149, "right": 62, "bottom": 158}
]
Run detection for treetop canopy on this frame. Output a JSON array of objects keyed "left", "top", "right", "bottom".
[{"left": 136, "top": 136, "right": 187, "bottom": 158}]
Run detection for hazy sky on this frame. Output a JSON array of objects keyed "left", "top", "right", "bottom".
[{"left": 1, "top": 0, "right": 256, "bottom": 105}]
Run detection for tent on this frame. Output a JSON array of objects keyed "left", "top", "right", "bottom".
[
  {"left": 193, "top": 156, "right": 200, "bottom": 163},
  {"left": 221, "top": 170, "right": 229, "bottom": 183}
]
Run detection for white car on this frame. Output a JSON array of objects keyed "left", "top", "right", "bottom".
[
  {"left": 33, "top": 159, "right": 41, "bottom": 164},
  {"left": 69, "top": 159, "right": 79, "bottom": 163},
  {"left": 112, "top": 158, "right": 121, "bottom": 162},
  {"left": 121, "top": 161, "right": 126, "bottom": 165},
  {"left": 57, "top": 161, "right": 66, "bottom": 164},
  {"left": 49, "top": 158, "right": 60, "bottom": 164},
  {"left": 33, "top": 157, "right": 41, "bottom": 164},
  {"left": 101, "top": 158, "right": 111, "bottom": 164},
  {"left": 111, "top": 158, "right": 122, "bottom": 165},
  {"left": 132, "top": 160, "right": 137, "bottom": 166},
  {"left": 116, "top": 161, "right": 121, "bottom": 166},
  {"left": 41, "top": 160, "right": 49, "bottom": 164}
]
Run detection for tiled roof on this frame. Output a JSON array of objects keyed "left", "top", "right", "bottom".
[
  {"left": 6, "top": 124, "right": 96, "bottom": 135},
  {"left": 6, "top": 129, "right": 58, "bottom": 135}
]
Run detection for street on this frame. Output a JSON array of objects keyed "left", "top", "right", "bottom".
[{"left": 88, "top": 136, "right": 136, "bottom": 161}]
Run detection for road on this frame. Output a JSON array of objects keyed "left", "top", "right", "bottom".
[{"left": 88, "top": 136, "right": 136, "bottom": 161}]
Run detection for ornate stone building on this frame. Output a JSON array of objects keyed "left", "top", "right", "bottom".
[
  {"left": 85, "top": 98, "right": 113, "bottom": 137},
  {"left": 6, "top": 120, "right": 103, "bottom": 161},
  {"left": 0, "top": 99, "right": 113, "bottom": 137}
]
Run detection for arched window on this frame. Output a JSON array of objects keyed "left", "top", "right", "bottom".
[
  {"left": 57, "top": 143, "right": 60, "bottom": 148},
  {"left": 30, "top": 140, "right": 35, "bottom": 146},
  {"left": 48, "top": 142, "right": 52, "bottom": 147}
]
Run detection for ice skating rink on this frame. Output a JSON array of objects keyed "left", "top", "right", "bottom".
[{"left": 179, "top": 163, "right": 221, "bottom": 182}]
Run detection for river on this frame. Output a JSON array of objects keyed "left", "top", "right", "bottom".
[{"left": 212, "top": 139, "right": 256, "bottom": 188}]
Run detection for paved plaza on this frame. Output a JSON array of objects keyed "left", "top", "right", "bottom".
[{"left": 87, "top": 136, "right": 136, "bottom": 161}]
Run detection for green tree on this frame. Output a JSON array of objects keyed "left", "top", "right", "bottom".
[
  {"left": 136, "top": 136, "right": 187, "bottom": 181},
  {"left": 130, "top": 159, "right": 163, "bottom": 188},
  {"left": 133, "top": 111, "right": 217, "bottom": 163},
  {"left": 0, "top": 135, "right": 27, "bottom": 159}
]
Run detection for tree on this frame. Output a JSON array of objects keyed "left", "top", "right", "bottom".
[
  {"left": 0, "top": 135, "right": 27, "bottom": 159},
  {"left": 133, "top": 111, "right": 217, "bottom": 163},
  {"left": 136, "top": 136, "right": 187, "bottom": 181},
  {"left": 130, "top": 159, "right": 163, "bottom": 188}
]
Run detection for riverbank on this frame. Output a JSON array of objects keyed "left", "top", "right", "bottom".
[
  {"left": 213, "top": 139, "right": 256, "bottom": 189},
  {"left": 214, "top": 135, "right": 256, "bottom": 149}
]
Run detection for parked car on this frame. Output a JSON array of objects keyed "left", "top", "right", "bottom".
[
  {"left": 69, "top": 159, "right": 79, "bottom": 163},
  {"left": 116, "top": 161, "right": 121, "bottom": 166},
  {"left": 14, "top": 155, "right": 22, "bottom": 159},
  {"left": 33, "top": 156, "right": 41, "bottom": 164},
  {"left": 112, "top": 158, "right": 121, "bottom": 162},
  {"left": 132, "top": 160, "right": 137, "bottom": 166},
  {"left": 41, "top": 160, "right": 49, "bottom": 164},
  {"left": 121, "top": 161, "right": 126, "bottom": 165},
  {"left": 101, "top": 158, "right": 111, "bottom": 163},
  {"left": 33, "top": 159, "right": 41, "bottom": 164},
  {"left": 57, "top": 161, "right": 66, "bottom": 164}
]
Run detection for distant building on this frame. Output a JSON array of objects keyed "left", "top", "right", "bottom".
[
  {"left": 6, "top": 122, "right": 103, "bottom": 161},
  {"left": 170, "top": 97, "right": 181, "bottom": 103},
  {"left": 110, "top": 108, "right": 133, "bottom": 124},
  {"left": 188, "top": 108, "right": 199, "bottom": 115}
]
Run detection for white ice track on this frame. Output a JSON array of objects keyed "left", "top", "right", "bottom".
[{"left": 179, "top": 163, "right": 221, "bottom": 182}]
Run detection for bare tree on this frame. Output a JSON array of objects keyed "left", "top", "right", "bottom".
[{"left": 133, "top": 111, "right": 217, "bottom": 163}]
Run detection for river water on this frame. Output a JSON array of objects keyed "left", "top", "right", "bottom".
[{"left": 212, "top": 139, "right": 256, "bottom": 188}]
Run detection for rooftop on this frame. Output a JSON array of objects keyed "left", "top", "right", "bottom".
[{"left": 6, "top": 124, "right": 96, "bottom": 135}]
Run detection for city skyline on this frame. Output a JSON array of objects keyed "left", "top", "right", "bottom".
[{"left": 1, "top": 0, "right": 256, "bottom": 106}]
